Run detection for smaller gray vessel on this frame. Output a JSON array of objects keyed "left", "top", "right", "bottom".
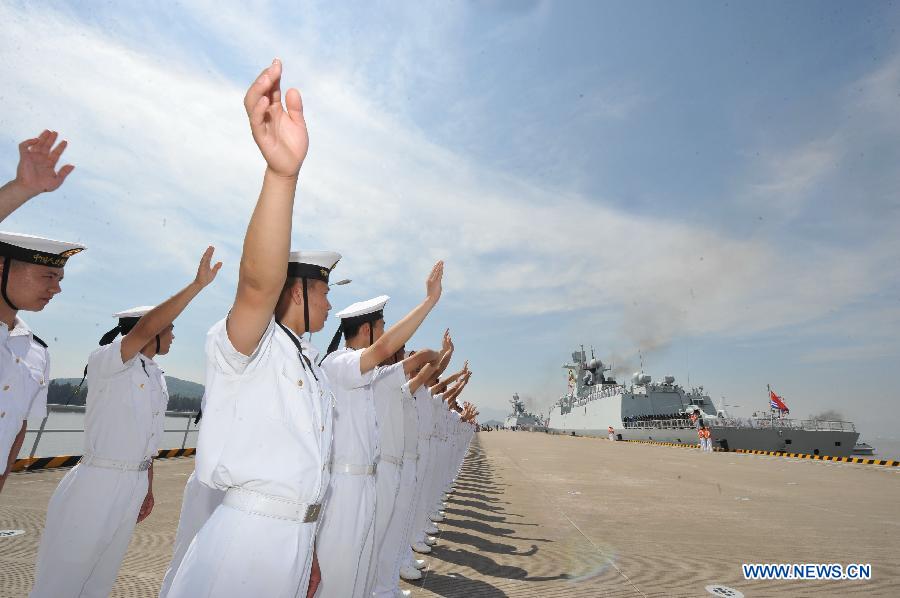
[{"left": 504, "top": 393, "right": 545, "bottom": 429}]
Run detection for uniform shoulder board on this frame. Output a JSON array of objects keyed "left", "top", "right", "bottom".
[{"left": 31, "top": 334, "right": 49, "bottom": 348}]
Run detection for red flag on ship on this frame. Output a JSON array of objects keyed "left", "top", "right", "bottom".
[{"left": 768, "top": 388, "right": 789, "bottom": 413}]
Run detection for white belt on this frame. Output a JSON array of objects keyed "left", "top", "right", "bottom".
[
  {"left": 331, "top": 462, "right": 376, "bottom": 475},
  {"left": 80, "top": 455, "right": 152, "bottom": 471},
  {"left": 223, "top": 488, "right": 322, "bottom": 523},
  {"left": 381, "top": 454, "right": 402, "bottom": 467}
]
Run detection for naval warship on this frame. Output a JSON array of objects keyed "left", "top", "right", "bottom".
[
  {"left": 504, "top": 393, "right": 546, "bottom": 429},
  {"left": 547, "top": 347, "right": 860, "bottom": 457}
]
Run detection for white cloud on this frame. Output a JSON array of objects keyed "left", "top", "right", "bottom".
[
  {"left": 746, "top": 136, "right": 841, "bottom": 219},
  {"left": 855, "top": 54, "right": 900, "bottom": 130}
]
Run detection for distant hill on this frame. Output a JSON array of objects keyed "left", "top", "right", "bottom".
[{"left": 50, "top": 376, "right": 204, "bottom": 412}]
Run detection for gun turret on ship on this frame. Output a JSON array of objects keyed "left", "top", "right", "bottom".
[{"left": 547, "top": 346, "right": 860, "bottom": 457}]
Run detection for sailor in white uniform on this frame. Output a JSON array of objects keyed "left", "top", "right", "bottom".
[
  {"left": 406, "top": 362, "right": 467, "bottom": 555},
  {"left": 0, "top": 231, "right": 84, "bottom": 492},
  {"left": 168, "top": 59, "right": 336, "bottom": 598},
  {"left": 317, "top": 268, "right": 443, "bottom": 598},
  {"left": 423, "top": 372, "right": 470, "bottom": 533},
  {"left": 409, "top": 379, "right": 439, "bottom": 555},
  {"left": 400, "top": 345, "right": 453, "bottom": 569},
  {"left": 31, "top": 247, "right": 221, "bottom": 598},
  {"left": 368, "top": 347, "right": 439, "bottom": 598},
  {"left": 1, "top": 129, "right": 78, "bottom": 491},
  {"left": 157, "top": 394, "right": 225, "bottom": 598}
]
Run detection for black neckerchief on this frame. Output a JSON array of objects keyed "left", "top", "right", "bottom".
[{"left": 276, "top": 320, "right": 318, "bottom": 382}]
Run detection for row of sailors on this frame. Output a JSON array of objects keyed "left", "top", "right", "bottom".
[
  {"left": 0, "top": 59, "right": 480, "bottom": 597},
  {"left": 621, "top": 413, "right": 684, "bottom": 423}
]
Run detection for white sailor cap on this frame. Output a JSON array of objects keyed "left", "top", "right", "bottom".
[
  {"left": 326, "top": 295, "right": 390, "bottom": 356},
  {"left": 99, "top": 305, "right": 158, "bottom": 346},
  {"left": 287, "top": 250, "right": 342, "bottom": 283},
  {"left": 0, "top": 231, "right": 85, "bottom": 268},
  {"left": 335, "top": 295, "right": 390, "bottom": 321},
  {"left": 112, "top": 306, "right": 156, "bottom": 319}
]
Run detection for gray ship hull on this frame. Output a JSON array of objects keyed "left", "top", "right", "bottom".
[
  {"left": 548, "top": 396, "right": 860, "bottom": 457},
  {"left": 616, "top": 426, "right": 859, "bottom": 457}
]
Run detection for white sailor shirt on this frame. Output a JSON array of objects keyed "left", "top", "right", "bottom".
[
  {"left": 320, "top": 347, "right": 378, "bottom": 468},
  {"left": 371, "top": 363, "right": 407, "bottom": 464},
  {"left": 195, "top": 317, "right": 334, "bottom": 504},
  {"left": 414, "top": 386, "right": 434, "bottom": 448},
  {"left": 84, "top": 340, "right": 168, "bottom": 463},
  {"left": 0, "top": 318, "right": 50, "bottom": 466},
  {"left": 400, "top": 380, "right": 418, "bottom": 460}
]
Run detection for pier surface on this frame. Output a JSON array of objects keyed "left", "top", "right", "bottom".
[{"left": 2, "top": 431, "right": 898, "bottom": 597}]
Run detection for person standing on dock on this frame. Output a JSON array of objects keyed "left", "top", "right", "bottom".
[
  {"left": 157, "top": 391, "right": 224, "bottom": 598},
  {"left": 399, "top": 343, "right": 455, "bottom": 580},
  {"left": 30, "top": 248, "right": 221, "bottom": 598},
  {"left": 317, "top": 270, "right": 444, "bottom": 598},
  {"left": 167, "top": 59, "right": 336, "bottom": 598},
  {"left": 367, "top": 345, "right": 440, "bottom": 598},
  {"left": 697, "top": 424, "right": 706, "bottom": 450},
  {"left": 0, "top": 131, "right": 82, "bottom": 494},
  {"left": 608, "top": 425, "right": 615, "bottom": 441}
]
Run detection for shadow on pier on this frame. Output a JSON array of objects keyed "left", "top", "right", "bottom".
[{"left": 414, "top": 438, "right": 575, "bottom": 597}]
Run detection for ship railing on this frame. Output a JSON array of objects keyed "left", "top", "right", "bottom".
[
  {"left": 797, "top": 419, "right": 857, "bottom": 432},
  {"left": 23, "top": 410, "right": 199, "bottom": 458},
  {"left": 573, "top": 384, "right": 626, "bottom": 405},
  {"left": 705, "top": 417, "right": 856, "bottom": 432}
]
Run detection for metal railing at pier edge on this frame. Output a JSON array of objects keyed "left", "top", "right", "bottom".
[{"left": 26, "top": 411, "right": 197, "bottom": 458}]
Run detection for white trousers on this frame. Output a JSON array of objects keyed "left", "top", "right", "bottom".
[
  {"left": 31, "top": 464, "right": 148, "bottom": 598},
  {"left": 368, "top": 460, "right": 403, "bottom": 598},
  {"left": 410, "top": 438, "right": 434, "bottom": 545},
  {"left": 158, "top": 470, "right": 225, "bottom": 597},
  {"left": 315, "top": 472, "right": 376, "bottom": 598},
  {"left": 167, "top": 502, "right": 316, "bottom": 598},
  {"left": 398, "top": 457, "right": 421, "bottom": 570}
]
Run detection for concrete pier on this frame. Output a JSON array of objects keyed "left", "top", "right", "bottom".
[{"left": 1, "top": 431, "right": 898, "bottom": 596}]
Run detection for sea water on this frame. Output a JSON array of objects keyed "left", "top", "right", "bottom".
[{"left": 16, "top": 407, "right": 199, "bottom": 459}]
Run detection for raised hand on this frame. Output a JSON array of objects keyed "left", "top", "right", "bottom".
[
  {"left": 442, "top": 329, "right": 453, "bottom": 353},
  {"left": 425, "top": 261, "right": 444, "bottom": 304},
  {"left": 194, "top": 246, "right": 223, "bottom": 288},
  {"left": 16, "top": 130, "right": 74, "bottom": 196},
  {"left": 244, "top": 59, "right": 309, "bottom": 177}
]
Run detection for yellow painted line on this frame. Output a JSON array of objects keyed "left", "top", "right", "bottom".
[
  {"left": 617, "top": 439, "right": 899, "bottom": 467},
  {"left": 10, "top": 457, "right": 35, "bottom": 472}
]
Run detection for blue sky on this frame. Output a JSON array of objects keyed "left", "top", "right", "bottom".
[{"left": 2, "top": 1, "right": 899, "bottom": 437}]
